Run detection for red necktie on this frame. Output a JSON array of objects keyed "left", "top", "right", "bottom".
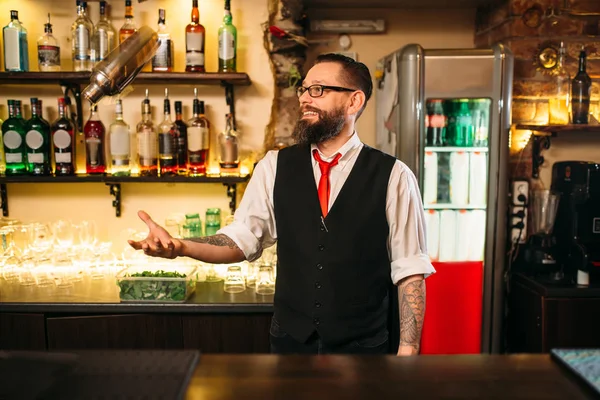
[{"left": 313, "top": 150, "right": 342, "bottom": 218}]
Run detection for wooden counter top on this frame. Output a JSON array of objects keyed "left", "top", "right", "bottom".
[{"left": 186, "top": 354, "right": 596, "bottom": 399}]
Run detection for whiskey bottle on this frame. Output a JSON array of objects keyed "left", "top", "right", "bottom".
[
  {"left": 109, "top": 99, "right": 131, "bottom": 176},
  {"left": 218, "top": 0, "right": 237, "bottom": 72},
  {"left": 136, "top": 90, "right": 158, "bottom": 176},
  {"left": 71, "top": 0, "right": 93, "bottom": 71},
  {"left": 158, "top": 89, "right": 178, "bottom": 176},
  {"left": 25, "top": 98, "right": 52, "bottom": 175},
  {"left": 218, "top": 113, "right": 239, "bottom": 176},
  {"left": 37, "top": 14, "right": 60, "bottom": 71},
  {"left": 119, "top": 0, "right": 137, "bottom": 44},
  {"left": 3, "top": 10, "right": 29, "bottom": 72},
  {"left": 174, "top": 101, "right": 188, "bottom": 176},
  {"left": 185, "top": 0, "right": 205, "bottom": 72},
  {"left": 187, "top": 90, "right": 210, "bottom": 176},
  {"left": 571, "top": 48, "right": 592, "bottom": 125},
  {"left": 52, "top": 98, "right": 76, "bottom": 176},
  {"left": 2, "top": 100, "right": 28, "bottom": 175},
  {"left": 152, "top": 9, "right": 174, "bottom": 72},
  {"left": 84, "top": 104, "right": 106, "bottom": 174}
]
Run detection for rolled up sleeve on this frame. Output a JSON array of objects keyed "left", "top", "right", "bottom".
[
  {"left": 217, "top": 151, "right": 278, "bottom": 262},
  {"left": 387, "top": 161, "right": 436, "bottom": 284}
]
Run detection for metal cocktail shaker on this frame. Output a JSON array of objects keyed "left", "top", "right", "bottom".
[{"left": 82, "top": 26, "right": 159, "bottom": 105}]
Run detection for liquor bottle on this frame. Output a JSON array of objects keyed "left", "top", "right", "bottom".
[
  {"left": 571, "top": 47, "right": 592, "bottom": 125},
  {"left": 119, "top": 0, "right": 137, "bottom": 45},
  {"left": 71, "top": 0, "right": 93, "bottom": 71},
  {"left": 25, "top": 98, "right": 52, "bottom": 175},
  {"left": 136, "top": 90, "right": 158, "bottom": 176},
  {"left": 92, "top": 1, "right": 116, "bottom": 65},
  {"left": 52, "top": 98, "right": 76, "bottom": 176},
  {"left": 3, "top": 10, "right": 29, "bottom": 72},
  {"left": 185, "top": 0, "right": 205, "bottom": 72},
  {"left": 2, "top": 100, "right": 28, "bottom": 175},
  {"left": 549, "top": 42, "right": 570, "bottom": 125},
  {"left": 0, "top": 115, "right": 5, "bottom": 175},
  {"left": 152, "top": 9, "right": 174, "bottom": 72},
  {"left": 218, "top": 0, "right": 237, "bottom": 72},
  {"left": 109, "top": 99, "right": 131, "bottom": 176},
  {"left": 174, "top": 101, "right": 188, "bottom": 175},
  {"left": 218, "top": 113, "right": 239, "bottom": 176},
  {"left": 37, "top": 14, "right": 60, "bottom": 72},
  {"left": 158, "top": 89, "right": 178, "bottom": 176},
  {"left": 84, "top": 104, "right": 106, "bottom": 174},
  {"left": 187, "top": 90, "right": 210, "bottom": 176}
]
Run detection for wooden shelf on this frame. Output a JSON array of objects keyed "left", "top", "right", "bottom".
[
  {"left": 516, "top": 124, "right": 600, "bottom": 134},
  {"left": 0, "top": 174, "right": 249, "bottom": 184},
  {"left": 0, "top": 71, "right": 251, "bottom": 86},
  {"left": 0, "top": 174, "right": 250, "bottom": 218}
]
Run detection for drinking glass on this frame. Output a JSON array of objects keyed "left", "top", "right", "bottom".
[
  {"left": 256, "top": 265, "right": 275, "bottom": 295},
  {"left": 224, "top": 265, "right": 246, "bottom": 293},
  {"left": 78, "top": 220, "right": 98, "bottom": 249},
  {"left": 52, "top": 220, "right": 74, "bottom": 250}
]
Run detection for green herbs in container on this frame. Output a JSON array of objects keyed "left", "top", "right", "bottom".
[{"left": 116, "top": 265, "right": 198, "bottom": 303}]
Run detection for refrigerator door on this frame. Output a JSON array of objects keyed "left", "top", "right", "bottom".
[{"left": 396, "top": 44, "right": 513, "bottom": 354}]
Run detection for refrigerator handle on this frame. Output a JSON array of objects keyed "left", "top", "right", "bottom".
[{"left": 397, "top": 44, "right": 425, "bottom": 183}]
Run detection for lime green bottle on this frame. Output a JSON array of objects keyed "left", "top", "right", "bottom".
[{"left": 218, "top": 0, "right": 237, "bottom": 72}]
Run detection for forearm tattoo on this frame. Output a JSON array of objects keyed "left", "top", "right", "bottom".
[
  {"left": 399, "top": 279, "right": 426, "bottom": 352},
  {"left": 188, "top": 234, "right": 240, "bottom": 250}
]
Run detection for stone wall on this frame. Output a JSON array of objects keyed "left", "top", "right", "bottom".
[{"left": 475, "top": 0, "right": 600, "bottom": 180}]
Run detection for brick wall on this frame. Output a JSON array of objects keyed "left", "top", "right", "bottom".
[{"left": 475, "top": 0, "right": 600, "bottom": 179}]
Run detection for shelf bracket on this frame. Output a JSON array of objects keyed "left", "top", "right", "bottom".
[
  {"left": 532, "top": 135, "right": 552, "bottom": 179},
  {"left": 224, "top": 183, "right": 237, "bottom": 216},
  {"left": 222, "top": 82, "right": 237, "bottom": 130},
  {"left": 60, "top": 81, "right": 84, "bottom": 132},
  {"left": 106, "top": 183, "right": 122, "bottom": 217},
  {"left": 0, "top": 183, "right": 7, "bottom": 217}
]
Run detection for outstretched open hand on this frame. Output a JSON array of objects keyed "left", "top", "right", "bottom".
[{"left": 127, "top": 210, "right": 182, "bottom": 259}]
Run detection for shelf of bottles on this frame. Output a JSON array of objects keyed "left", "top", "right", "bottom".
[{"left": 0, "top": 217, "right": 276, "bottom": 303}]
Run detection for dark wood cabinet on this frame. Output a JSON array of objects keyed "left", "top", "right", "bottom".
[
  {"left": 508, "top": 274, "right": 600, "bottom": 353},
  {"left": 46, "top": 314, "right": 183, "bottom": 350},
  {"left": 182, "top": 314, "right": 271, "bottom": 353},
  {"left": 0, "top": 313, "right": 46, "bottom": 350}
]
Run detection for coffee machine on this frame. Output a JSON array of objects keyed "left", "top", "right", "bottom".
[{"left": 551, "top": 161, "right": 600, "bottom": 285}]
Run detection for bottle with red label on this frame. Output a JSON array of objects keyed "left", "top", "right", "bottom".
[
  {"left": 426, "top": 99, "right": 446, "bottom": 147},
  {"left": 84, "top": 104, "right": 106, "bottom": 174},
  {"left": 51, "top": 98, "right": 76, "bottom": 176}
]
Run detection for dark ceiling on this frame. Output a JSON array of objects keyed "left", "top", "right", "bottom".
[{"left": 304, "top": 0, "right": 502, "bottom": 8}]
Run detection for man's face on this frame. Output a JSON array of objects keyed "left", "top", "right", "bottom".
[{"left": 292, "top": 62, "right": 352, "bottom": 145}]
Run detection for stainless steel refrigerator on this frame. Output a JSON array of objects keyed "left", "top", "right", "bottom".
[{"left": 375, "top": 44, "right": 514, "bottom": 354}]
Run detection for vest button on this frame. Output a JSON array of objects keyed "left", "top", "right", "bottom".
[
  {"left": 313, "top": 317, "right": 320, "bottom": 325},
  {"left": 315, "top": 302, "right": 322, "bottom": 308},
  {"left": 318, "top": 244, "right": 325, "bottom": 251},
  {"left": 315, "top": 282, "right": 322, "bottom": 289},
  {"left": 316, "top": 263, "right": 323, "bottom": 270}
]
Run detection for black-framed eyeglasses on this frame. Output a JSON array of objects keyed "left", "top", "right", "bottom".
[{"left": 296, "top": 84, "right": 357, "bottom": 98}]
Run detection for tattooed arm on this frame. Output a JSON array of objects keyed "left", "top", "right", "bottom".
[
  {"left": 397, "top": 274, "right": 426, "bottom": 356},
  {"left": 128, "top": 210, "right": 245, "bottom": 264}
]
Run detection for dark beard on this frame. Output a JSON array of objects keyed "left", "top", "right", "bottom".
[{"left": 291, "top": 107, "right": 346, "bottom": 145}]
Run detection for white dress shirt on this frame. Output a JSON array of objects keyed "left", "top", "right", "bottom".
[{"left": 218, "top": 133, "right": 436, "bottom": 284}]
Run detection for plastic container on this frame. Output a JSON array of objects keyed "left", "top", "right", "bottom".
[{"left": 116, "top": 264, "right": 197, "bottom": 303}]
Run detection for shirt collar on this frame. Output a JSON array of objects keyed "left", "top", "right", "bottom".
[{"left": 311, "top": 133, "right": 362, "bottom": 170}]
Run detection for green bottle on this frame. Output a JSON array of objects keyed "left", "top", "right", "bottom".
[
  {"left": 218, "top": 0, "right": 237, "bottom": 72},
  {"left": 2, "top": 99, "right": 28, "bottom": 175},
  {"left": 25, "top": 98, "right": 52, "bottom": 175},
  {"left": 0, "top": 115, "right": 5, "bottom": 175},
  {"left": 455, "top": 99, "right": 474, "bottom": 147}
]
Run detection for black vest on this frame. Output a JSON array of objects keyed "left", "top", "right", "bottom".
[{"left": 273, "top": 143, "right": 396, "bottom": 345}]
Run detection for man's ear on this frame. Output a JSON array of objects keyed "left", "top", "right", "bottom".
[{"left": 347, "top": 91, "right": 366, "bottom": 116}]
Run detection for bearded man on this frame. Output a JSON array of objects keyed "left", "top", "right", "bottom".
[{"left": 128, "top": 53, "right": 435, "bottom": 356}]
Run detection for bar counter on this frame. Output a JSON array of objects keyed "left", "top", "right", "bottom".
[
  {"left": 0, "top": 281, "right": 274, "bottom": 313},
  {"left": 186, "top": 354, "right": 593, "bottom": 399}
]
